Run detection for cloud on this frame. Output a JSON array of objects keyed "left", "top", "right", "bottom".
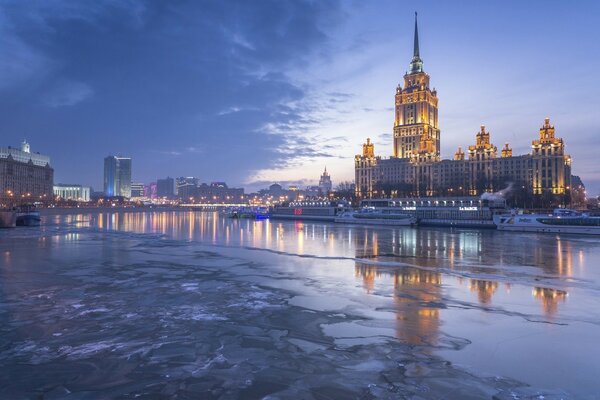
[
  {"left": 43, "top": 80, "right": 93, "bottom": 107},
  {"left": 0, "top": 12, "right": 49, "bottom": 91},
  {"left": 0, "top": 0, "right": 345, "bottom": 187}
]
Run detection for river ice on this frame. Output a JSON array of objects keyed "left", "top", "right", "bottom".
[{"left": 1, "top": 210, "right": 599, "bottom": 399}]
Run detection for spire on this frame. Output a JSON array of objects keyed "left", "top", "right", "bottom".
[
  {"left": 413, "top": 12, "right": 420, "bottom": 58},
  {"left": 408, "top": 12, "right": 424, "bottom": 74}
]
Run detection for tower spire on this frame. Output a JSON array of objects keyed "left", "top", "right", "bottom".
[
  {"left": 413, "top": 12, "right": 420, "bottom": 58},
  {"left": 409, "top": 12, "right": 423, "bottom": 74}
]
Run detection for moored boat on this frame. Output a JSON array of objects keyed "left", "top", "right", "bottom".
[
  {"left": 14, "top": 204, "right": 41, "bottom": 227},
  {"left": 334, "top": 207, "right": 415, "bottom": 226},
  {"left": 494, "top": 209, "right": 600, "bottom": 235},
  {"left": 270, "top": 200, "right": 350, "bottom": 222},
  {"left": 359, "top": 197, "right": 506, "bottom": 228},
  {"left": 223, "top": 206, "right": 269, "bottom": 220}
]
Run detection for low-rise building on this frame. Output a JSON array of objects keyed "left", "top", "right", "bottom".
[{"left": 54, "top": 184, "right": 91, "bottom": 202}]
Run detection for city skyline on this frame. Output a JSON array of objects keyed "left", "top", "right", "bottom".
[{"left": 1, "top": 1, "right": 599, "bottom": 194}]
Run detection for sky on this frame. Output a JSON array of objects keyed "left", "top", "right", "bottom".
[{"left": 1, "top": 0, "right": 599, "bottom": 194}]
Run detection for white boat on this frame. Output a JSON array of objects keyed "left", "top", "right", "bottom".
[
  {"left": 494, "top": 209, "right": 600, "bottom": 235},
  {"left": 334, "top": 208, "right": 415, "bottom": 226}
]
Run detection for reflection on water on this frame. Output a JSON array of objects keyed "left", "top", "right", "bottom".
[
  {"left": 469, "top": 279, "right": 499, "bottom": 305},
  {"left": 2, "top": 209, "right": 599, "bottom": 398},
  {"left": 50, "top": 210, "right": 585, "bottom": 310},
  {"left": 532, "top": 287, "right": 568, "bottom": 316},
  {"left": 45, "top": 210, "right": 589, "bottom": 318}
]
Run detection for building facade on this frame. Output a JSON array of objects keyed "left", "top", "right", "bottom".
[
  {"left": 318, "top": 167, "right": 333, "bottom": 195},
  {"left": 130, "top": 182, "right": 145, "bottom": 198},
  {"left": 157, "top": 177, "right": 175, "bottom": 198},
  {"left": 179, "top": 181, "right": 244, "bottom": 203},
  {"left": 54, "top": 184, "right": 91, "bottom": 202},
  {"left": 1, "top": 141, "right": 53, "bottom": 207},
  {"left": 355, "top": 14, "right": 572, "bottom": 199},
  {"left": 104, "top": 156, "right": 132, "bottom": 198}
]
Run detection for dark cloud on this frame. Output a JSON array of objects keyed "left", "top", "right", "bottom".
[{"left": 0, "top": 0, "right": 343, "bottom": 187}]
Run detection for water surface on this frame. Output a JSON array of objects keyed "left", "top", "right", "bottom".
[{"left": 1, "top": 210, "right": 599, "bottom": 399}]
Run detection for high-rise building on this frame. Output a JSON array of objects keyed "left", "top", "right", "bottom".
[
  {"left": 104, "top": 156, "right": 132, "bottom": 198},
  {"left": 156, "top": 177, "right": 175, "bottom": 198},
  {"left": 355, "top": 14, "right": 573, "bottom": 199},
  {"left": 318, "top": 167, "right": 332, "bottom": 195},
  {"left": 393, "top": 13, "right": 440, "bottom": 160},
  {"left": 0, "top": 140, "right": 54, "bottom": 206}
]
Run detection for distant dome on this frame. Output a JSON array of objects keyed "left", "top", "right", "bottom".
[{"left": 269, "top": 183, "right": 283, "bottom": 191}]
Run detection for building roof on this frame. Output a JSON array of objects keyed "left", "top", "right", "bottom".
[{"left": 0, "top": 145, "right": 51, "bottom": 167}]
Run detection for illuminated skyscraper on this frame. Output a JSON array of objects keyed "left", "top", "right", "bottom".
[
  {"left": 355, "top": 13, "right": 573, "bottom": 199},
  {"left": 104, "top": 156, "right": 132, "bottom": 198},
  {"left": 393, "top": 13, "right": 440, "bottom": 160}
]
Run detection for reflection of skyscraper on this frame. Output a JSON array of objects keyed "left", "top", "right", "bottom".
[
  {"left": 104, "top": 156, "right": 132, "bottom": 198},
  {"left": 355, "top": 263, "right": 441, "bottom": 346},
  {"left": 393, "top": 269, "right": 441, "bottom": 346},
  {"left": 532, "top": 287, "right": 567, "bottom": 317},
  {"left": 470, "top": 279, "right": 499, "bottom": 305}
]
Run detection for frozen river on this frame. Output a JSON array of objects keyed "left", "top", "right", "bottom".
[{"left": 1, "top": 210, "right": 599, "bottom": 399}]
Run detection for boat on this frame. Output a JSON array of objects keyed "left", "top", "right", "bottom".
[
  {"left": 334, "top": 207, "right": 415, "bottom": 226},
  {"left": 359, "top": 197, "right": 506, "bottom": 228},
  {"left": 494, "top": 209, "right": 600, "bottom": 235},
  {"left": 14, "top": 204, "right": 41, "bottom": 227},
  {"left": 223, "top": 206, "right": 269, "bottom": 220},
  {"left": 270, "top": 200, "right": 350, "bottom": 222},
  {"left": 0, "top": 210, "right": 16, "bottom": 228}
]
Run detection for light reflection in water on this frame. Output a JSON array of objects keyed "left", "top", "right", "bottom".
[
  {"left": 38, "top": 210, "right": 587, "bottom": 321},
  {"left": 469, "top": 280, "right": 499, "bottom": 305},
  {"left": 532, "top": 287, "right": 568, "bottom": 317},
  {"left": 355, "top": 264, "right": 441, "bottom": 346}
]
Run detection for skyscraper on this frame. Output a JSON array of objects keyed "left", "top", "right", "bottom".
[
  {"left": 393, "top": 12, "right": 440, "bottom": 160},
  {"left": 354, "top": 13, "right": 572, "bottom": 199},
  {"left": 318, "top": 167, "right": 332, "bottom": 195},
  {"left": 104, "top": 156, "right": 132, "bottom": 198}
]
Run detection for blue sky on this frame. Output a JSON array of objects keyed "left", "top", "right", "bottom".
[{"left": 1, "top": 0, "right": 599, "bottom": 194}]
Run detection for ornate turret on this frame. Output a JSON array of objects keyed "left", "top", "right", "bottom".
[
  {"left": 21, "top": 140, "right": 30, "bottom": 154},
  {"left": 468, "top": 125, "right": 497, "bottom": 159},
  {"left": 501, "top": 142, "right": 512, "bottom": 158},
  {"left": 454, "top": 147, "right": 465, "bottom": 161},
  {"left": 531, "top": 117, "right": 570, "bottom": 195},
  {"left": 362, "top": 138, "right": 375, "bottom": 158},
  {"left": 536, "top": 117, "right": 561, "bottom": 144},
  {"left": 355, "top": 138, "right": 380, "bottom": 199}
]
